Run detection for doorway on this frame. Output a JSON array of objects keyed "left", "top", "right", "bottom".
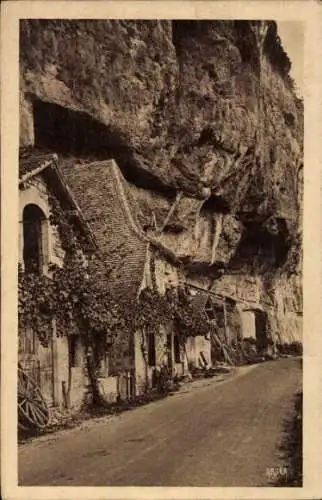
[
  {"left": 254, "top": 310, "right": 268, "bottom": 351},
  {"left": 240, "top": 309, "right": 267, "bottom": 349}
]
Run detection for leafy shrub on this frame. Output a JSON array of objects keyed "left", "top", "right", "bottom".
[{"left": 276, "top": 341, "right": 303, "bottom": 356}]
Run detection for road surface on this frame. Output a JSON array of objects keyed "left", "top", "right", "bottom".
[{"left": 19, "top": 357, "right": 302, "bottom": 486}]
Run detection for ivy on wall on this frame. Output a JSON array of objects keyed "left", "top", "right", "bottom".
[
  {"left": 19, "top": 179, "right": 216, "bottom": 405},
  {"left": 19, "top": 183, "right": 127, "bottom": 404}
]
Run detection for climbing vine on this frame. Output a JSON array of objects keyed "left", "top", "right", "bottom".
[
  {"left": 18, "top": 184, "right": 127, "bottom": 404},
  {"left": 18, "top": 265, "right": 56, "bottom": 346},
  {"left": 19, "top": 188, "right": 120, "bottom": 338},
  {"left": 19, "top": 180, "right": 215, "bottom": 405},
  {"left": 164, "top": 286, "right": 212, "bottom": 342},
  {"left": 130, "top": 285, "right": 212, "bottom": 347}
]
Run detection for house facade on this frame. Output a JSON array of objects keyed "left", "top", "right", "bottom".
[
  {"left": 60, "top": 157, "right": 212, "bottom": 396},
  {"left": 134, "top": 246, "right": 213, "bottom": 394},
  {"left": 19, "top": 151, "right": 210, "bottom": 412},
  {"left": 19, "top": 151, "right": 94, "bottom": 409}
]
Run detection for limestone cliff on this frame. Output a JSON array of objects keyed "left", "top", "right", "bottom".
[{"left": 19, "top": 20, "right": 303, "bottom": 342}]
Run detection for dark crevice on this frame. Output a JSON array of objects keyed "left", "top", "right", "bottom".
[
  {"left": 171, "top": 21, "right": 183, "bottom": 61},
  {"left": 171, "top": 21, "right": 208, "bottom": 57},
  {"left": 197, "top": 126, "right": 222, "bottom": 148},
  {"left": 194, "top": 126, "right": 238, "bottom": 156},
  {"left": 254, "top": 310, "right": 268, "bottom": 350},
  {"left": 234, "top": 21, "right": 260, "bottom": 73},
  {"left": 32, "top": 99, "right": 176, "bottom": 196},
  {"left": 229, "top": 220, "right": 290, "bottom": 273},
  {"left": 163, "top": 223, "right": 183, "bottom": 234},
  {"left": 201, "top": 195, "right": 230, "bottom": 214},
  {"left": 185, "top": 262, "right": 226, "bottom": 278},
  {"left": 171, "top": 21, "right": 186, "bottom": 103},
  {"left": 284, "top": 112, "right": 295, "bottom": 127}
]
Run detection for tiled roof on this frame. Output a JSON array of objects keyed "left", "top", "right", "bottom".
[
  {"left": 19, "top": 147, "right": 58, "bottom": 180},
  {"left": 19, "top": 150, "right": 182, "bottom": 296},
  {"left": 61, "top": 159, "right": 149, "bottom": 298}
]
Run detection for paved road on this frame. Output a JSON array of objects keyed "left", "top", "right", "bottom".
[{"left": 19, "top": 357, "right": 302, "bottom": 486}]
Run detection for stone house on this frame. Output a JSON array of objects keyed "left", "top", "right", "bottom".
[
  {"left": 60, "top": 157, "right": 212, "bottom": 396},
  {"left": 134, "top": 246, "right": 213, "bottom": 393},
  {"left": 19, "top": 149, "right": 213, "bottom": 411},
  {"left": 18, "top": 149, "right": 102, "bottom": 409}
]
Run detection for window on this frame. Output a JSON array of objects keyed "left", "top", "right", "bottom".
[
  {"left": 69, "top": 336, "right": 78, "bottom": 368},
  {"left": 23, "top": 204, "right": 46, "bottom": 274},
  {"left": 147, "top": 332, "right": 156, "bottom": 367},
  {"left": 174, "top": 334, "right": 181, "bottom": 364}
]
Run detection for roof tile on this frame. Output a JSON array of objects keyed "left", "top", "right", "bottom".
[
  {"left": 19, "top": 147, "right": 57, "bottom": 179},
  {"left": 61, "top": 159, "right": 148, "bottom": 297}
]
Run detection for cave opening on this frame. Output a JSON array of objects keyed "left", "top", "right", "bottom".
[
  {"left": 32, "top": 98, "right": 176, "bottom": 195},
  {"left": 229, "top": 221, "right": 290, "bottom": 272}
]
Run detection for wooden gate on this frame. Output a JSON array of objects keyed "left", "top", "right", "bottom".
[{"left": 18, "top": 324, "right": 55, "bottom": 406}]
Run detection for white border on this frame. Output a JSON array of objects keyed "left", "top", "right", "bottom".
[{"left": 1, "top": 1, "right": 322, "bottom": 499}]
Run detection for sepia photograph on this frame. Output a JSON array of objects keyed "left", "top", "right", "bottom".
[
  {"left": 16, "top": 17, "right": 304, "bottom": 488},
  {"left": 3, "top": 2, "right": 322, "bottom": 497}
]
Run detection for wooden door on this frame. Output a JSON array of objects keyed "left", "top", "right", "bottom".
[
  {"left": 18, "top": 324, "right": 54, "bottom": 406},
  {"left": 255, "top": 310, "right": 267, "bottom": 350},
  {"left": 18, "top": 326, "right": 39, "bottom": 382},
  {"left": 37, "top": 341, "right": 54, "bottom": 404}
]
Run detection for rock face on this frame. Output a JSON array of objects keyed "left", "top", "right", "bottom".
[{"left": 19, "top": 20, "right": 303, "bottom": 342}]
